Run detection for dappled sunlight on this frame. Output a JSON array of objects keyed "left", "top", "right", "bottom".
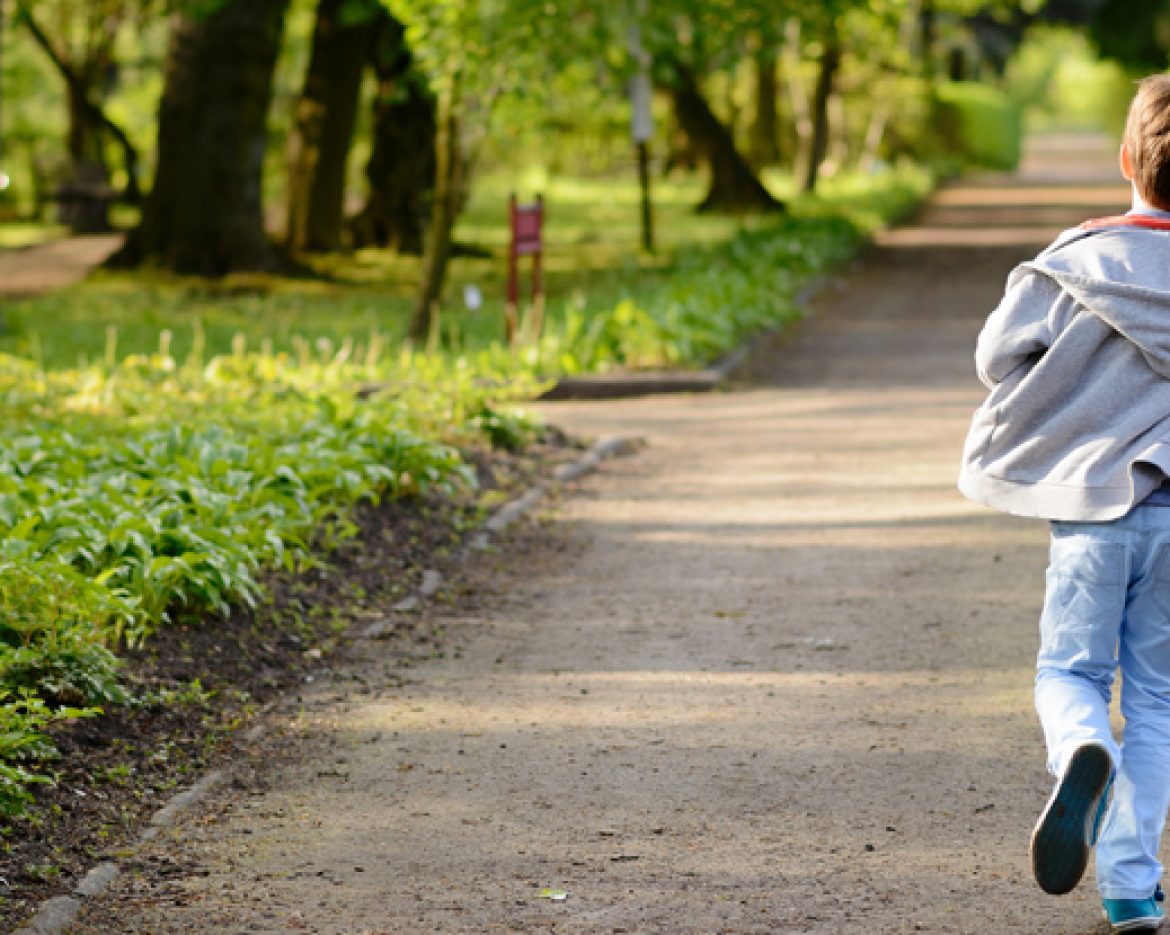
[
  {"left": 342, "top": 667, "right": 1035, "bottom": 751},
  {"left": 932, "top": 184, "right": 1127, "bottom": 207},
  {"left": 622, "top": 513, "right": 1033, "bottom": 548},
  {"left": 590, "top": 503, "right": 983, "bottom": 530}
]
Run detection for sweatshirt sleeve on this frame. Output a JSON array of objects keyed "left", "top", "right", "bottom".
[{"left": 974, "top": 267, "right": 1063, "bottom": 388}]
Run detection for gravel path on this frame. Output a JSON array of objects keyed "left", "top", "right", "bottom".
[{"left": 70, "top": 136, "right": 1134, "bottom": 934}]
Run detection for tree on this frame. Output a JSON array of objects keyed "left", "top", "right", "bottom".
[
  {"left": 286, "top": 0, "right": 381, "bottom": 253},
  {"left": 641, "top": 1, "right": 787, "bottom": 212},
  {"left": 115, "top": 0, "right": 291, "bottom": 274},
  {"left": 349, "top": 8, "right": 436, "bottom": 254},
  {"left": 13, "top": 0, "right": 146, "bottom": 218},
  {"left": 801, "top": 27, "right": 841, "bottom": 194},
  {"left": 388, "top": 0, "right": 556, "bottom": 341},
  {"left": 748, "top": 46, "right": 782, "bottom": 168},
  {"left": 664, "top": 59, "right": 783, "bottom": 211},
  {"left": 1084, "top": 0, "right": 1170, "bottom": 72}
]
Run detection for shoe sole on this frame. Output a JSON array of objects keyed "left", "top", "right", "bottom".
[
  {"left": 1108, "top": 917, "right": 1163, "bottom": 933},
  {"left": 1031, "top": 742, "right": 1113, "bottom": 895}
]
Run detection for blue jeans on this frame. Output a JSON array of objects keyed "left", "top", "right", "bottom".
[{"left": 1036, "top": 505, "right": 1170, "bottom": 899}]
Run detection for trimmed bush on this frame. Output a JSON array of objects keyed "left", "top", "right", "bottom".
[{"left": 932, "top": 82, "right": 1022, "bottom": 171}]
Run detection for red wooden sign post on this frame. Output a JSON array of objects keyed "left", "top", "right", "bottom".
[{"left": 506, "top": 193, "right": 544, "bottom": 345}]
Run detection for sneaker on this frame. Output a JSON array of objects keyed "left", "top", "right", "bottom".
[
  {"left": 1031, "top": 741, "right": 1114, "bottom": 895},
  {"left": 1103, "top": 886, "right": 1165, "bottom": 932}
]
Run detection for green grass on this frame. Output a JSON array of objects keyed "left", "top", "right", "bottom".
[
  {"left": 0, "top": 163, "right": 931, "bottom": 372},
  {"left": 0, "top": 221, "right": 69, "bottom": 250}
]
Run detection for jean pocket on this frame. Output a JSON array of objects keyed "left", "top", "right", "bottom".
[{"left": 1038, "top": 536, "right": 1127, "bottom": 671}]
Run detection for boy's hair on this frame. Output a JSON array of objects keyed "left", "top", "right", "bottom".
[{"left": 1125, "top": 75, "right": 1170, "bottom": 209}]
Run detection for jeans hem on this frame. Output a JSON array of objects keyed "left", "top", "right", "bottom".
[{"left": 1100, "top": 886, "right": 1160, "bottom": 900}]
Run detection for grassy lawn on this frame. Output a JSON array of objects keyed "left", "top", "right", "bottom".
[
  {"left": 0, "top": 164, "right": 930, "bottom": 373},
  {"left": 0, "top": 221, "right": 69, "bottom": 249}
]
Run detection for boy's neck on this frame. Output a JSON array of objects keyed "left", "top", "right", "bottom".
[{"left": 1132, "top": 187, "right": 1170, "bottom": 215}]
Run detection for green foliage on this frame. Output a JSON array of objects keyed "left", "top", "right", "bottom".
[
  {"left": 1006, "top": 27, "right": 1133, "bottom": 135},
  {"left": 0, "top": 561, "right": 128, "bottom": 707},
  {"left": 525, "top": 162, "right": 931, "bottom": 373},
  {"left": 468, "top": 403, "right": 538, "bottom": 453},
  {"left": 1089, "top": 0, "right": 1170, "bottom": 73},
  {"left": 539, "top": 215, "right": 858, "bottom": 373},
  {"left": 0, "top": 691, "right": 93, "bottom": 818},
  {"left": 0, "top": 332, "right": 545, "bottom": 819},
  {"left": 932, "top": 81, "right": 1022, "bottom": 171}
]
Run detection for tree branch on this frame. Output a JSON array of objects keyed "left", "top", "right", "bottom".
[
  {"left": 13, "top": 0, "right": 75, "bottom": 82},
  {"left": 14, "top": 0, "right": 141, "bottom": 203}
]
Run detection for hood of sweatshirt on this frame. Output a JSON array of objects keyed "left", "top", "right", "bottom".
[{"left": 1025, "top": 227, "right": 1170, "bottom": 380}]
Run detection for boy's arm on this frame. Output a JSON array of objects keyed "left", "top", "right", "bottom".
[{"left": 974, "top": 267, "right": 1063, "bottom": 388}]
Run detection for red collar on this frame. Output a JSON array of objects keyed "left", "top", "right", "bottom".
[{"left": 1080, "top": 214, "right": 1170, "bottom": 231}]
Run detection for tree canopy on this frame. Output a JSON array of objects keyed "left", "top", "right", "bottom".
[{"left": 1, "top": 0, "right": 1156, "bottom": 284}]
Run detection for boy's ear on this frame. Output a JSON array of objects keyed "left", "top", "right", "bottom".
[{"left": 1121, "top": 142, "right": 1135, "bottom": 181}]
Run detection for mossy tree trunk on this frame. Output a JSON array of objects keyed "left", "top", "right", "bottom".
[
  {"left": 665, "top": 61, "right": 783, "bottom": 214},
  {"left": 349, "top": 12, "right": 436, "bottom": 254},
  {"left": 801, "top": 33, "right": 841, "bottom": 194},
  {"left": 14, "top": 0, "right": 141, "bottom": 218},
  {"left": 286, "top": 0, "right": 378, "bottom": 253},
  {"left": 114, "top": 0, "right": 290, "bottom": 274},
  {"left": 748, "top": 49, "right": 781, "bottom": 168},
  {"left": 408, "top": 73, "right": 461, "bottom": 343}
]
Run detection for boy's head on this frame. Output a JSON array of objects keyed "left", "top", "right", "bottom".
[{"left": 1123, "top": 75, "right": 1170, "bottom": 210}]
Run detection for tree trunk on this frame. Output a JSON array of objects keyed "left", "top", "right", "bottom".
[
  {"left": 114, "top": 0, "right": 289, "bottom": 274},
  {"left": 784, "top": 17, "right": 812, "bottom": 183},
  {"left": 748, "top": 49, "right": 781, "bottom": 168},
  {"left": 286, "top": 0, "right": 378, "bottom": 252},
  {"left": 65, "top": 79, "right": 106, "bottom": 170},
  {"left": 13, "top": 0, "right": 143, "bottom": 227},
  {"left": 947, "top": 46, "right": 967, "bottom": 82},
  {"left": 409, "top": 74, "right": 461, "bottom": 343},
  {"left": 349, "top": 12, "right": 436, "bottom": 254},
  {"left": 662, "top": 99, "right": 700, "bottom": 176},
  {"left": 15, "top": 1, "right": 109, "bottom": 175},
  {"left": 666, "top": 62, "right": 783, "bottom": 213},
  {"left": 827, "top": 92, "right": 848, "bottom": 172},
  {"left": 919, "top": 0, "right": 936, "bottom": 80},
  {"left": 801, "top": 36, "right": 841, "bottom": 194},
  {"left": 860, "top": 100, "right": 891, "bottom": 173}
]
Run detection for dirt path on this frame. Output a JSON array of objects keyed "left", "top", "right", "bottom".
[
  {"left": 69, "top": 137, "right": 1132, "bottom": 934},
  {"left": 0, "top": 234, "right": 122, "bottom": 299}
]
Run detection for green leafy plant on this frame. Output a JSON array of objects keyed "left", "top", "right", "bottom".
[{"left": 0, "top": 691, "right": 93, "bottom": 817}]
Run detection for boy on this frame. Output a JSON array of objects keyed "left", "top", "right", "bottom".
[{"left": 960, "top": 75, "right": 1170, "bottom": 932}]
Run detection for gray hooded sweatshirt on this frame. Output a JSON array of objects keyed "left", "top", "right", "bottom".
[{"left": 959, "top": 223, "right": 1170, "bottom": 521}]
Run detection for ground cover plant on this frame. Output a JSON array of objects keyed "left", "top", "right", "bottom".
[{"left": 0, "top": 338, "right": 540, "bottom": 818}]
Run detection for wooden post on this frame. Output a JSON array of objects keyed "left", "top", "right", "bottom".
[
  {"left": 636, "top": 139, "right": 653, "bottom": 254},
  {"left": 506, "top": 193, "right": 520, "bottom": 345},
  {"left": 506, "top": 192, "right": 544, "bottom": 346},
  {"left": 529, "top": 194, "right": 545, "bottom": 341}
]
